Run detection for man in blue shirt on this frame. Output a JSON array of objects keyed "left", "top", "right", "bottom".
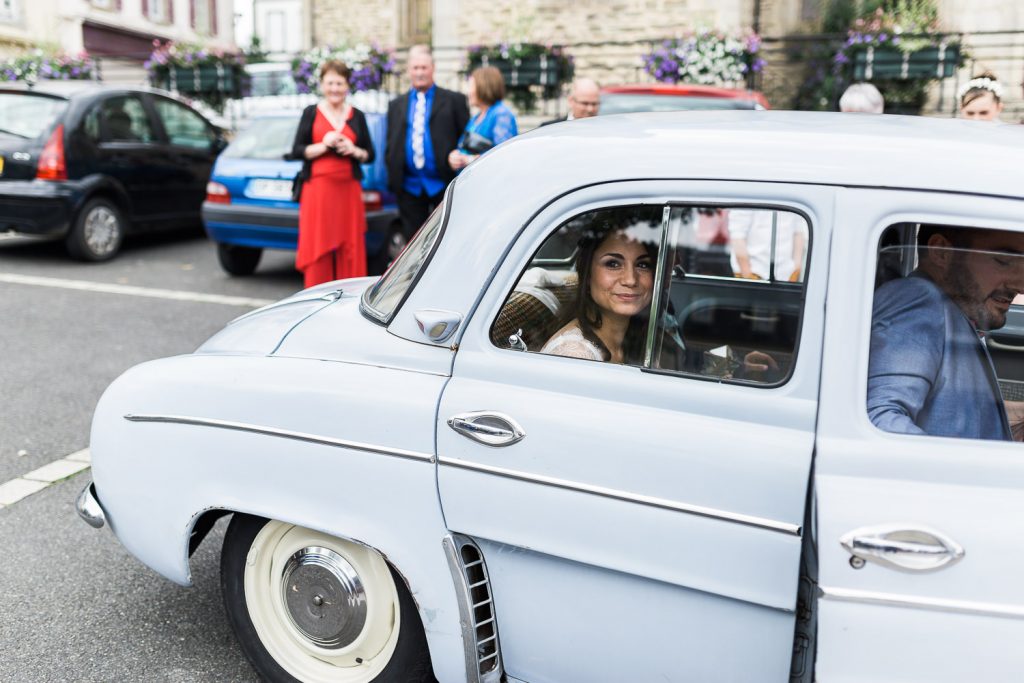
[
  {"left": 868, "top": 225, "right": 1024, "bottom": 440},
  {"left": 386, "top": 45, "right": 469, "bottom": 240}
]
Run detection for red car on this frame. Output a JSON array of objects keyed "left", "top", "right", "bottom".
[{"left": 600, "top": 83, "right": 770, "bottom": 114}]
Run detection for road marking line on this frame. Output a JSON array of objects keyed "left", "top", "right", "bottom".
[
  {"left": 0, "top": 478, "right": 48, "bottom": 506},
  {"left": 0, "top": 273, "right": 275, "bottom": 308},
  {"left": 23, "top": 458, "right": 90, "bottom": 483},
  {"left": 0, "top": 448, "right": 92, "bottom": 509}
]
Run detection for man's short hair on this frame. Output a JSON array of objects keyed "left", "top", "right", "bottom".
[
  {"left": 408, "top": 44, "right": 433, "bottom": 63},
  {"left": 917, "top": 224, "right": 973, "bottom": 261}
]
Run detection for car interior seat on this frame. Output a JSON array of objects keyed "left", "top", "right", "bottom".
[{"left": 490, "top": 270, "right": 578, "bottom": 351}]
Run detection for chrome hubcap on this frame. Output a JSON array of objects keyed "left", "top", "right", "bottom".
[
  {"left": 83, "top": 206, "right": 119, "bottom": 256},
  {"left": 281, "top": 546, "right": 367, "bottom": 649}
]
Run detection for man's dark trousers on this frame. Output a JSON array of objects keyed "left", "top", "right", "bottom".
[{"left": 397, "top": 189, "right": 444, "bottom": 239}]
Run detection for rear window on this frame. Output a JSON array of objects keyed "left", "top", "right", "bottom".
[
  {"left": 0, "top": 93, "right": 67, "bottom": 139},
  {"left": 222, "top": 116, "right": 298, "bottom": 160},
  {"left": 600, "top": 93, "right": 759, "bottom": 115}
]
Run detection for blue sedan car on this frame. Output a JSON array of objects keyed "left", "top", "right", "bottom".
[{"left": 202, "top": 110, "right": 403, "bottom": 275}]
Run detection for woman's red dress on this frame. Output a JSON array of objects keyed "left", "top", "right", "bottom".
[{"left": 297, "top": 107, "right": 367, "bottom": 286}]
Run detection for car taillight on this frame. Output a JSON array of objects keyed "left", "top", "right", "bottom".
[
  {"left": 36, "top": 124, "right": 67, "bottom": 181},
  {"left": 361, "top": 190, "right": 382, "bottom": 212},
  {"left": 206, "top": 181, "right": 231, "bottom": 204}
]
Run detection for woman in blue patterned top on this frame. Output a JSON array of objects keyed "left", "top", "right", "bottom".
[{"left": 448, "top": 66, "right": 518, "bottom": 171}]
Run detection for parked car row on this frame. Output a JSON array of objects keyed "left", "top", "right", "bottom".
[
  {"left": 0, "top": 81, "right": 401, "bottom": 273},
  {"left": 0, "top": 81, "right": 225, "bottom": 260}
]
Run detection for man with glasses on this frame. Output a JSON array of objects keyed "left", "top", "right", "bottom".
[{"left": 541, "top": 78, "right": 601, "bottom": 126}]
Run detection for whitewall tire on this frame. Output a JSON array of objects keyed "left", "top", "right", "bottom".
[{"left": 221, "top": 514, "right": 434, "bottom": 683}]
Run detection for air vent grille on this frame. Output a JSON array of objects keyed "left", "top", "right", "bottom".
[{"left": 443, "top": 535, "right": 503, "bottom": 683}]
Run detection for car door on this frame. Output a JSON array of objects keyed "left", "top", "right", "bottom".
[
  {"left": 79, "top": 93, "right": 163, "bottom": 221},
  {"left": 815, "top": 188, "right": 1024, "bottom": 682},
  {"left": 436, "top": 181, "right": 833, "bottom": 682},
  {"left": 149, "top": 95, "right": 218, "bottom": 223}
]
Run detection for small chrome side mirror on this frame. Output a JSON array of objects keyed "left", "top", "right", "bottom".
[{"left": 414, "top": 309, "right": 462, "bottom": 343}]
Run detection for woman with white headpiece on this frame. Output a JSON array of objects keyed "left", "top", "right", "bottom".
[{"left": 958, "top": 73, "right": 1005, "bottom": 121}]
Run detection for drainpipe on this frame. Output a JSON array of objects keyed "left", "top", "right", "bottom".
[{"left": 752, "top": 0, "right": 762, "bottom": 34}]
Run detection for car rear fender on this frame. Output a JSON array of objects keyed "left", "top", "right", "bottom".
[
  {"left": 75, "top": 174, "right": 133, "bottom": 220},
  {"left": 88, "top": 353, "right": 467, "bottom": 682}
]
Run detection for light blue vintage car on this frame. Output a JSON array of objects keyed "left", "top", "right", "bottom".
[{"left": 79, "top": 112, "right": 1024, "bottom": 682}]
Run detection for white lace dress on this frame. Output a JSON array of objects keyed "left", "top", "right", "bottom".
[{"left": 540, "top": 326, "right": 604, "bottom": 361}]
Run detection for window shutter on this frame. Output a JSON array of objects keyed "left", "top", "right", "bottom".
[
  {"left": 189, "top": 0, "right": 195, "bottom": 28},
  {"left": 115, "top": 0, "right": 122, "bottom": 10},
  {"left": 167, "top": 0, "right": 173, "bottom": 22},
  {"left": 141, "top": 0, "right": 148, "bottom": 18},
  {"left": 210, "top": 0, "right": 217, "bottom": 34}
]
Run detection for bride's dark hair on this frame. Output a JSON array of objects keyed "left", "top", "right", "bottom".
[{"left": 572, "top": 208, "right": 660, "bottom": 363}]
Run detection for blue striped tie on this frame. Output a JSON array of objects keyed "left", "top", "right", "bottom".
[{"left": 412, "top": 91, "right": 426, "bottom": 170}]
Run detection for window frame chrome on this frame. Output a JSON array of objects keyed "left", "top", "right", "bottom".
[{"left": 361, "top": 183, "right": 453, "bottom": 325}]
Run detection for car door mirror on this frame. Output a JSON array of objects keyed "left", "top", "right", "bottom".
[{"left": 212, "top": 135, "right": 229, "bottom": 155}]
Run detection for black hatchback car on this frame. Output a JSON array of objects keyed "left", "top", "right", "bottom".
[{"left": 0, "top": 81, "right": 225, "bottom": 260}]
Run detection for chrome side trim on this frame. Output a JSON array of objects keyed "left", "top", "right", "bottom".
[
  {"left": 442, "top": 534, "right": 504, "bottom": 683},
  {"left": 819, "top": 586, "right": 1024, "bottom": 620},
  {"left": 124, "top": 414, "right": 435, "bottom": 463},
  {"left": 438, "top": 457, "right": 800, "bottom": 536},
  {"left": 76, "top": 482, "right": 106, "bottom": 529}
]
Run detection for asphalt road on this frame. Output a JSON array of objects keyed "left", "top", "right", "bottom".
[{"left": 0, "top": 230, "right": 303, "bottom": 681}]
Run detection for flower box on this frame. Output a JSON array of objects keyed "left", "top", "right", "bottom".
[
  {"left": 478, "top": 55, "right": 572, "bottom": 88},
  {"left": 152, "top": 64, "right": 244, "bottom": 96},
  {"left": 852, "top": 44, "right": 960, "bottom": 80}
]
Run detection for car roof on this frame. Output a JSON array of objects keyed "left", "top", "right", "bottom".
[
  {"left": 602, "top": 83, "right": 764, "bottom": 101},
  {"left": 459, "top": 110, "right": 1024, "bottom": 205},
  {"left": 0, "top": 80, "right": 189, "bottom": 102}
]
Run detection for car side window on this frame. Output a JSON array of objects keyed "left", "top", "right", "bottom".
[
  {"left": 868, "top": 223, "right": 1024, "bottom": 442},
  {"left": 84, "top": 96, "right": 154, "bottom": 143},
  {"left": 491, "top": 204, "right": 810, "bottom": 386},
  {"left": 153, "top": 98, "right": 214, "bottom": 150}
]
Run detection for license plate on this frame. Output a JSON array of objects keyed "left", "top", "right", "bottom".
[{"left": 246, "top": 178, "right": 292, "bottom": 200}]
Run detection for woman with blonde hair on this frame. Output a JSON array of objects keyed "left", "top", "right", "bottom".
[
  {"left": 291, "top": 60, "right": 375, "bottom": 286},
  {"left": 448, "top": 66, "right": 519, "bottom": 171}
]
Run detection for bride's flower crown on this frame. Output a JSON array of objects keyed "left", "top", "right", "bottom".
[{"left": 957, "top": 77, "right": 1005, "bottom": 101}]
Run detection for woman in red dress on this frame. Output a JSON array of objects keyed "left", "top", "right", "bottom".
[{"left": 290, "top": 60, "right": 375, "bottom": 287}]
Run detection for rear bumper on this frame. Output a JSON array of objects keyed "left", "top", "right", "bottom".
[
  {"left": 0, "top": 180, "right": 79, "bottom": 236},
  {"left": 76, "top": 481, "right": 107, "bottom": 529},
  {"left": 203, "top": 201, "right": 398, "bottom": 253}
]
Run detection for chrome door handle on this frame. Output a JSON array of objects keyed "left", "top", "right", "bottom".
[
  {"left": 840, "top": 524, "right": 964, "bottom": 572},
  {"left": 447, "top": 411, "right": 525, "bottom": 447}
]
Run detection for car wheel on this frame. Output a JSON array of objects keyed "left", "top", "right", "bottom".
[
  {"left": 221, "top": 514, "right": 434, "bottom": 683},
  {"left": 66, "top": 197, "right": 124, "bottom": 261},
  {"left": 216, "top": 243, "right": 263, "bottom": 276}
]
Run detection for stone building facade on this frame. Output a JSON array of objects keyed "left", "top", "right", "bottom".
[
  {"left": 0, "top": 0, "right": 236, "bottom": 84},
  {"left": 311, "top": 0, "right": 1021, "bottom": 117}
]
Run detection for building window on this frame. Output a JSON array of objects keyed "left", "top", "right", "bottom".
[
  {"left": 147, "top": 0, "right": 172, "bottom": 24},
  {"left": 191, "top": 0, "right": 216, "bottom": 34},
  {"left": 400, "top": 0, "right": 430, "bottom": 45},
  {"left": 0, "top": 0, "right": 19, "bottom": 22}
]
